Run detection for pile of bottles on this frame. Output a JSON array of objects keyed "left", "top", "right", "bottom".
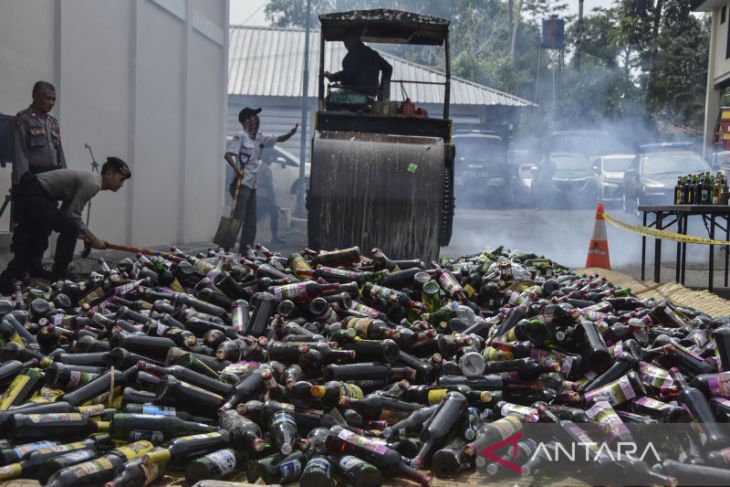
[
  {"left": 674, "top": 171, "right": 730, "bottom": 205},
  {"left": 0, "top": 243, "right": 729, "bottom": 486}
]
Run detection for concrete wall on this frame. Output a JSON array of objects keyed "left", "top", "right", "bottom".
[{"left": 0, "top": 0, "right": 228, "bottom": 247}]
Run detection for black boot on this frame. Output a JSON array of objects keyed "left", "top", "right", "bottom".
[{"left": 0, "top": 270, "right": 16, "bottom": 295}]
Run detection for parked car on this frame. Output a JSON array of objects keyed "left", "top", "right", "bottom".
[
  {"left": 592, "top": 153, "right": 635, "bottom": 207},
  {"left": 623, "top": 142, "right": 712, "bottom": 212},
  {"left": 533, "top": 152, "right": 597, "bottom": 207},
  {"left": 527, "top": 129, "right": 633, "bottom": 208},
  {"left": 452, "top": 131, "right": 513, "bottom": 208}
]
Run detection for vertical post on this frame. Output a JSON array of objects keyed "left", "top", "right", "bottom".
[
  {"left": 575, "top": 0, "right": 584, "bottom": 71},
  {"left": 443, "top": 32, "right": 450, "bottom": 120},
  {"left": 295, "top": 0, "right": 311, "bottom": 218}
]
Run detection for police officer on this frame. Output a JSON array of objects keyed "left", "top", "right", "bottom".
[
  {"left": 224, "top": 107, "right": 297, "bottom": 253},
  {"left": 12, "top": 81, "right": 66, "bottom": 185},
  {"left": 11, "top": 81, "right": 67, "bottom": 279},
  {"left": 0, "top": 157, "right": 131, "bottom": 294}
]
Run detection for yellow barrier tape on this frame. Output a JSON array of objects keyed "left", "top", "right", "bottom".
[{"left": 603, "top": 212, "right": 730, "bottom": 246}]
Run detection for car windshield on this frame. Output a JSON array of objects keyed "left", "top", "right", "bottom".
[
  {"left": 603, "top": 156, "right": 633, "bottom": 172},
  {"left": 551, "top": 153, "right": 590, "bottom": 172},
  {"left": 455, "top": 137, "right": 505, "bottom": 162},
  {"left": 641, "top": 151, "right": 709, "bottom": 177}
]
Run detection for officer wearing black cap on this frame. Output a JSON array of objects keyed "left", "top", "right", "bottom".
[
  {"left": 225, "top": 107, "right": 297, "bottom": 253},
  {"left": 0, "top": 156, "right": 131, "bottom": 292}
]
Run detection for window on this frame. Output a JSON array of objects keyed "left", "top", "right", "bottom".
[{"left": 723, "top": 6, "right": 727, "bottom": 24}]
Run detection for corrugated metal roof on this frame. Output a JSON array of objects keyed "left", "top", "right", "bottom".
[{"left": 229, "top": 25, "right": 534, "bottom": 107}]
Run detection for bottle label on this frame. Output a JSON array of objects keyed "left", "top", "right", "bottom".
[
  {"left": 339, "top": 455, "right": 365, "bottom": 471},
  {"left": 586, "top": 401, "right": 631, "bottom": 442},
  {"left": 272, "top": 410, "right": 297, "bottom": 426},
  {"left": 72, "top": 457, "right": 114, "bottom": 478},
  {"left": 142, "top": 405, "right": 177, "bottom": 416},
  {"left": 634, "top": 396, "right": 671, "bottom": 412},
  {"left": 708, "top": 375, "right": 730, "bottom": 398},
  {"left": 35, "top": 441, "right": 86, "bottom": 455},
  {"left": 28, "top": 387, "right": 64, "bottom": 404},
  {"left": 279, "top": 458, "right": 302, "bottom": 482},
  {"left": 500, "top": 403, "right": 540, "bottom": 423},
  {"left": 114, "top": 440, "right": 154, "bottom": 461},
  {"left": 350, "top": 302, "right": 381, "bottom": 319},
  {"left": 489, "top": 415, "right": 523, "bottom": 440},
  {"left": 28, "top": 413, "right": 83, "bottom": 423},
  {"left": 306, "top": 457, "right": 331, "bottom": 475},
  {"left": 78, "top": 404, "right": 106, "bottom": 417},
  {"left": 0, "top": 374, "right": 31, "bottom": 410},
  {"left": 487, "top": 347, "right": 512, "bottom": 361},
  {"left": 206, "top": 448, "right": 237, "bottom": 475},
  {"left": 340, "top": 383, "right": 363, "bottom": 400},
  {"left": 427, "top": 389, "right": 448, "bottom": 404},
  {"left": 348, "top": 318, "right": 372, "bottom": 337},
  {"left": 638, "top": 362, "right": 675, "bottom": 392},
  {"left": 61, "top": 449, "right": 96, "bottom": 465},
  {"left": 67, "top": 371, "right": 96, "bottom": 390},
  {"left": 584, "top": 375, "right": 637, "bottom": 406},
  {"left": 271, "top": 282, "right": 313, "bottom": 301},
  {"left": 0, "top": 463, "right": 22, "bottom": 478},
  {"left": 336, "top": 428, "right": 389, "bottom": 454},
  {"left": 320, "top": 266, "right": 358, "bottom": 279},
  {"left": 82, "top": 385, "right": 122, "bottom": 408},
  {"left": 11, "top": 440, "right": 58, "bottom": 458}
]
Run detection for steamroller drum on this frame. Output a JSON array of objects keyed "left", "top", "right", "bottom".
[{"left": 308, "top": 131, "right": 448, "bottom": 261}]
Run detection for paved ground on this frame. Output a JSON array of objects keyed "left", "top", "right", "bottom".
[{"left": 4, "top": 207, "right": 725, "bottom": 296}]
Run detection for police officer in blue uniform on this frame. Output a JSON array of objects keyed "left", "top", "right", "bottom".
[
  {"left": 13, "top": 81, "right": 66, "bottom": 185},
  {"left": 11, "top": 81, "right": 67, "bottom": 280}
]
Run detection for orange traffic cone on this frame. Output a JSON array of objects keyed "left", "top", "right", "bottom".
[{"left": 585, "top": 203, "right": 611, "bottom": 269}]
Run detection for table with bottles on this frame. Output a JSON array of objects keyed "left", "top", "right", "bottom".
[{"left": 639, "top": 205, "right": 730, "bottom": 291}]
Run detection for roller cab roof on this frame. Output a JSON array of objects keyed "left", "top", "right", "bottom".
[{"left": 318, "top": 9, "right": 449, "bottom": 45}]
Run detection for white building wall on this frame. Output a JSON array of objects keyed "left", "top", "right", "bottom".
[
  {"left": 0, "top": 0, "right": 228, "bottom": 247},
  {"left": 712, "top": 3, "right": 730, "bottom": 81}
]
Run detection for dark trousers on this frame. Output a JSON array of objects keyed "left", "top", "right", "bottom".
[
  {"left": 257, "top": 197, "right": 279, "bottom": 240},
  {"left": 3, "top": 175, "right": 79, "bottom": 278},
  {"left": 233, "top": 185, "right": 257, "bottom": 253}
]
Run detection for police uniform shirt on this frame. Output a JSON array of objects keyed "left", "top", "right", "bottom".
[
  {"left": 35, "top": 169, "right": 101, "bottom": 235},
  {"left": 12, "top": 106, "right": 67, "bottom": 185},
  {"left": 225, "top": 130, "right": 277, "bottom": 190}
]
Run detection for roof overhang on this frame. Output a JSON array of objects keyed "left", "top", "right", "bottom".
[
  {"left": 692, "top": 0, "right": 724, "bottom": 12},
  {"left": 319, "top": 9, "right": 448, "bottom": 45}
]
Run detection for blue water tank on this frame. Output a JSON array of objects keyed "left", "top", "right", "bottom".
[{"left": 541, "top": 16, "right": 565, "bottom": 49}]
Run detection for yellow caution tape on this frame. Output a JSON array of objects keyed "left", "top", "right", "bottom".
[{"left": 603, "top": 212, "right": 730, "bottom": 246}]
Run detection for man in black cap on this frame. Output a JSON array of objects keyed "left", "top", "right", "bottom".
[
  {"left": 0, "top": 156, "right": 131, "bottom": 292},
  {"left": 225, "top": 107, "right": 297, "bottom": 253}
]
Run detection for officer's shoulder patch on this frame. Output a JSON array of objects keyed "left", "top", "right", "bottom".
[{"left": 13, "top": 114, "right": 26, "bottom": 126}]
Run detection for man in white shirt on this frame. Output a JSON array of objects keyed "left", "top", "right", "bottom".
[{"left": 224, "top": 107, "right": 297, "bottom": 253}]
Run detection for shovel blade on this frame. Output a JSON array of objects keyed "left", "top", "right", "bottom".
[{"left": 213, "top": 216, "right": 242, "bottom": 251}]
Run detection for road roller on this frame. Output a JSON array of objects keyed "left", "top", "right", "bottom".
[{"left": 307, "top": 9, "right": 455, "bottom": 262}]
